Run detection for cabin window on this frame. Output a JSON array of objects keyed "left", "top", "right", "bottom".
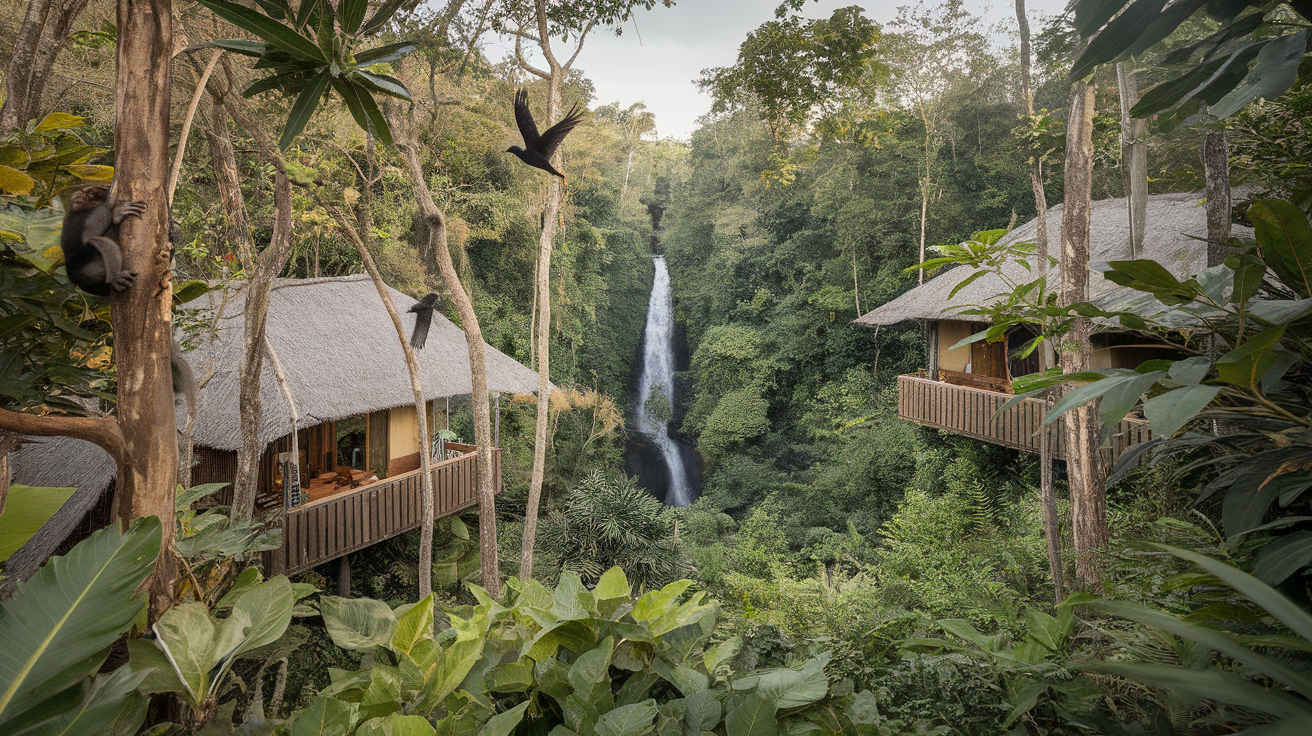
[{"left": 337, "top": 416, "right": 367, "bottom": 470}]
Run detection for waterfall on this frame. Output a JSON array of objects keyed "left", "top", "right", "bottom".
[{"left": 635, "top": 255, "right": 693, "bottom": 507}]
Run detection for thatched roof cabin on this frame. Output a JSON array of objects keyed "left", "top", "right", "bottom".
[
  {"left": 855, "top": 192, "right": 1252, "bottom": 328},
  {"left": 184, "top": 274, "right": 540, "bottom": 451},
  {"left": 4, "top": 274, "right": 537, "bottom": 588}
]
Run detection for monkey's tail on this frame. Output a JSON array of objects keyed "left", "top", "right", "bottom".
[{"left": 172, "top": 342, "right": 199, "bottom": 428}]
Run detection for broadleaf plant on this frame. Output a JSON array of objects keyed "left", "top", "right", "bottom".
[{"left": 195, "top": 0, "right": 420, "bottom": 148}]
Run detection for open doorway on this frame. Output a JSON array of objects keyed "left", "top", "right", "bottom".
[{"left": 336, "top": 416, "right": 366, "bottom": 470}]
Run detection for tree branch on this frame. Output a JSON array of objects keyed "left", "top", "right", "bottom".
[
  {"left": 0, "top": 407, "right": 127, "bottom": 467},
  {"left": 515, "top": 33, "right": 550, "bottom": 79},
  {"left": 562, "top": 21, "right": 596, "bottom": 72}
]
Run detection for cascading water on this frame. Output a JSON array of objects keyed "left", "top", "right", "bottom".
[{"left": 634, "top": 255, "right": 695, "bottom": 507}]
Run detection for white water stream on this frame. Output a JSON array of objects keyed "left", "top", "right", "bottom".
[{"left": 635, "top": 255, "right": 693, "bottom": 507}]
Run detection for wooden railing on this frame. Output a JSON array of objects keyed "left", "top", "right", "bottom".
[
  {"left": 264, "top": 445, "right": 501, "bottom": 576},
  {"left": 897, "top": 373, "right": 1152, "bottom": 467}
]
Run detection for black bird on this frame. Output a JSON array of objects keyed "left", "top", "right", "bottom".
[
  {"left": 408, "top": 292, "right": 442, "bottom": 349},
  {"left": 507, "top": 89, "right": 585, "bottom": 179}
]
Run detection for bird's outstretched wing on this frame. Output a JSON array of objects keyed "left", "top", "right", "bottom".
[
  {"left": 538, "top": 103, "right": 585, "bottom": 161},
  {"left": 410, "top": 310, "right": 432, "bottom": 349},
  {"left": 513, "top": 90, "right": 541, "bottom": 150},
  {"left": 409, "top": 293, "right": 438, "bottom": 349}
]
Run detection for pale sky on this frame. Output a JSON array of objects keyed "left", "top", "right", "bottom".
[{"left": 487, "top": 0, "right": 1070, "bottom": 140}]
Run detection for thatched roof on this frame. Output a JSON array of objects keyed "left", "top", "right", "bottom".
[
  {"left": 183, "top": 274, "right": 541, "bottom": 451},
  {"left": 855, "top": 192, "right": 1254, "bottom": 327},
  {"left": 2, "top": 435, "right": 116, "bottom": 596}
]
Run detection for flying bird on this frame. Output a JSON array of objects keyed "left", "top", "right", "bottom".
[
  {"left": 507, "top": 89, "right": 585, "bottom": 179},
  {"left": 408, "top": 292, "right": 442, "bottom": 350}
]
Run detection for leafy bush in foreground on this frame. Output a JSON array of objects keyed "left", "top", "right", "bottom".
[{"left": 293, "top": 567, "right": 889, "bottom": 735}]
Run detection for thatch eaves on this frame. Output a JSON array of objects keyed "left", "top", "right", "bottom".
[
  {"left": 2, "top": 435, "right": 117, "bottom": 595},
  {"left": 854, "top": 192, "right": 1253, "bottom": 328},
  {"left": 183, "top": 274, "right": 542, "bottom": 451}
]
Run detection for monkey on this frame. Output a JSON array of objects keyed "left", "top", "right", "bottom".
[
  {"left": 61, "top": 184, "right": 145, "bottom": 296},
  {"left": 60, "top": 184, "right": 198, "bottom": 423}
]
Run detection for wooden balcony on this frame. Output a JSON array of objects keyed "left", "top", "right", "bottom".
[
  {"left": 897, "top": 373, "right": 1152, "bottom": 467},
  {"left": 264, "top": 442, "right": 501, "bottom": 576}
]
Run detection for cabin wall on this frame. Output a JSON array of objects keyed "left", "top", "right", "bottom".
[
  {"left": 937, "top": 321, "right": 976, "bottom": 373},
  {"left": 388, "top": 406, "right": 419, "bottom": 460},
  {"left": 189, "top": 438, "right": 288, "bottom": 514}
]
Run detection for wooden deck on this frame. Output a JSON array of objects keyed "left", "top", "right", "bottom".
[
  {"left": 263, "top": 443, "right": 501, "bottom": 576},
  {"left": 897, "top": 373, "right": 1152, "bottom": 466}
]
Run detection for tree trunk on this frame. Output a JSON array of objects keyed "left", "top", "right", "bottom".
[
  {"left": 1060, "top": 81, "right": 1107, "bottom": 592},
  {"left": 325, "top": 203, "right": 436, "bottom": 598},
  {"left": 394, "top": 137, "right": 500, "bottom": 596},
  {"left": 203, "top": 90, "right": 296, "bottom": 522},
  {"left": 1, "top": 0, "right": 92, "bottom": 134},
  {"left": 917, "top": 142, "right": 931, "bottom": 285},
  {"left": 1017, "top": 0, "right": 1062, "bottom": 601},
  {"left": 1117, "top": 63, "right": 1147, "bottom": 258},
  {"left": 111, "top": 0, "right": 177, "bottom": 618},
  {"left": 1203, "top": 130, "right": 1232, "bottom": 266},
  {"left": 0, "top": 432, "right": 13, "bottom": 515},
  {"left": 521, "top": 77, "right": 563, "bottom": 581},
  {"left": 231, "top": 172, "right": 293, "bottom": 521}
]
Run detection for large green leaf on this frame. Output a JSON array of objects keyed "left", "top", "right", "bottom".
[
  {"left": 478, "top": 701, "right": 529, "bottom": 736},
  {"left": 1044, "top": 372, "right": 1143, "bottom": 426},
  {"left": 355, "top": 41, "right": 418, "bottom": 66},
  {"left": 1086, "top": 599, "right": 1312, "bottom": 697},
  {"left": 754, "top": 656, "right": 829, "bottom": 710},
  {"left": 321, "top": 596, "right": 396, "bottom": 651},
  {"left": 594, "top": 567, "right": 631, "bottom": 601},
  {"left": 1132, "top": 56, "right": 1229, "bottom": 118},
  {"left": 1158, "top": 545, "right": 1312, "bottom": 642},
  {"left": 415, "top": 614, "right": 485, "bottom": 712},
  {"left": 569, "top": 638, "right": 615, "bottom": 708},
  {"left": 1254, "top": 532, "right": 1312, "bottom": 586},
  {"left": 291, "top": 697, "right": 357, "bottom": 736},
  {"left": 355, "top": 713, "right": 435, "bottom": 736},
  {"left": 1209, "top": 31, "right": 1307, "bottom": 119},
  {"left": 684, "top": 689, "right": 722, "bottom": 732},
  {"left": 1142, "top": 384, "right": 1221, "bottom": 437},
  {"left": 214, "top": 575, "right": 293, "bottom": 667},
  {"left": 339, "top": 0, "right": 368, "bottom": 34},
  {"left": 361, "top": 0, "right": 412, "bottom": 35},
  {"left": 0, "top": 517, "right": 161, "bottom": 728},
  {"left": 332, "top": 79, "right": 393, "bottom": 147},
  {"left": 194, "top": 0, "right": 326, "bottom": 61},
  {"left": 1082, "top": 662, "right": 1312, "bottom": 720},
  {"left": 152, "top": 604, "right": 218, "bottom": 704},
  {"left": 279, "top": 69, "right": 331, "bottom": 150},
  {"left": 594, "top": 700, "right": 658, "bottom": 736},
  {"left": 1216, "top": 325, "right": 1286, "bottom": 387},
  {"left": 1250, "top": 199, "right": 1312, "bottom": 297},
  {"left": 552, "top": 571, "right": 593, "bottom": 620},
  {"left": 724, "top": 694, "right": 777, "bottom": 736},
  {"left": 390, "top": 594, "right": 434, "bottom": 656},
  {"left": 351, "top": 71, "right": 412, "bottom": 101},
  {"left": 206, "top": 39, "right": 269, "bottom": 57},
  {"left": 6, "top": 665, "right": 149, "bottom": 736},
  {"left": 1070, "top": 0, "right": 1187, "bottom": 80}
]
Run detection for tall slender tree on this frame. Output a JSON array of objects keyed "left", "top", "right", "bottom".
[
  {"left": 1015, "top": 0, "right": 1062, "bottom": 603},
  {"left": 506, "top": 0, "right": 672, "bottom": 581},
  {"left": 1, "top": 0, "right": 93, "bottom": 134},
  {"left": 1060, "top": 80, "right": 1107, "bottom": 591}
]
